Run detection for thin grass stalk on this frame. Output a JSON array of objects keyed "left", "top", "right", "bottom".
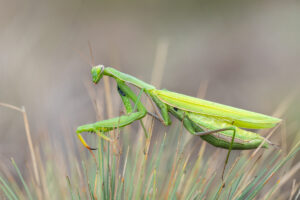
[
  {"left": 264, "top": 161, "right": 300, "bottom": 199},
  {"left": 134, "top": 120, "right": 154, "bottom": 199},
  {"left": 110, "top": 154, "right": 116, "bottom": 199},
  {"left": 288, "top": 180, "right": 298, "bottom": 200},
  {"left": 0, "top": 176, "right": 18, "bottom": 200},
  {"left": 197, "top": 172, "right": 216, "bottom": 200},
  {"left": 127, "top": 139, "right": 142, "bottom": 199},
  {"left": 120, "top": 147, "right": 129, "bottom": 197},
  {"left": 82, "top": 161, "right": 95, "bottom": 200},
  {"left": 215, "top": 156, "right": 242, "bottom": 199},
  {"left": 238, "top": 143, "right": 300, "bottom": 200},
  {"left": 232, "top": 149, "right": 275, "bottom": 196},
  {"left": 151, "top": 38, "right": 168, "bottom": 88},
  {"left": 66, "top": 176, "right": 75, "bottom": 200},
  {"left": 103, "top": 76, "right": 114, "bottom": 119},
  {"left": 0, "top": 165, "right": 24, "bottom": 197},
  {"left": 100, "top": 139, "right": 106, "bottom": 199},
  {"left": 116, "top": 175, "right": 123, "bottom": 200},
  {"left": 0, "top": 103, "right": 40, "bottom": 187},
  {"left": 151, "top": 169, "right": 157, "bottom": 200},
  {"left": 144, "top": 132, "right": 167, "bottom": 189},
  {"left": 169, "top": 154, "right": 190, "bottom": 199},
  {"left": 181, "top": 142, "right": 206, "bottom": 197},
  {"left": 22, "top": 107, "right": 40, "bottom": 187},
  {"left": 11, "top": 158, "right": 34, "bottom": 200},
  {"left": 164, "top": 114, "right": 185, "bottom": 198},
  {"left": 185, "top": 177, "right": 203, "bottom": 200},
  {"left": 0, "top": 182, "right": 14, "bottom": 200},
  {"left": 144, "top": 169, "right": 155, "bottom": 199},
  {"left": 105, "top": 140, "right": 110, "bottom": 199},
  {"left": 228, "top": 174, "right": 243, "bottom": 200},
  {"left": 135, "top": 38, "right": 168, "bottom": 160},
  {"left": 294, "top": 188, "right": 300, "bottom": 200}
]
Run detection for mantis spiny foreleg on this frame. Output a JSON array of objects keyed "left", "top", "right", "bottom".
[{"left": 76, "top": 80, "right": 147, "bottom": 150}]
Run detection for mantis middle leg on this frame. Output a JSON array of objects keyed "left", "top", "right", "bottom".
[{"left": 76, "top": 80, "right": 147, "bottom": 150}]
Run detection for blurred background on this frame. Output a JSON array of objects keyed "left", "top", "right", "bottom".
[{"left": 0, "top": 0, "right": 299, "bottom": 190}]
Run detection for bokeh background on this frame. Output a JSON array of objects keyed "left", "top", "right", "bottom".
[{"left": 0, "top": 0, "right": 299, "bottom": 191}]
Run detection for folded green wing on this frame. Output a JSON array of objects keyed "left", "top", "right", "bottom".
[{"left": 155, "top": 90, "right": 281, "bottom": 129}]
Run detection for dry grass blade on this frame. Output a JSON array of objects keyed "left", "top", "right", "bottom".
[
  {"left": 0, "top": 103, "right": 40, "bottom": 187},
  {"left": 196, "top": 80, "right": 209, "bottom": 99},
  {"left": 21, "top": 107, "right": 40, "bottom": 186},
  {"left": 137, "top": 38, "right": 169, "bottom": 139},
  {"left": 271, "top": 90, "right": 297, "bottom": 118},
  {"left": 264, "top": 162, "right": 300, "bottom": 199},
  {"left": 74, "top": 48, "right": 93, "bottom": 68},
  {"left": 270, "top": 90, "right": 297, "bottom": 152},
  {"left": 151, "top": 38, "right": 169, "bottom": 87},
  {"left": 288, "top": 179, "right": 298, "bottom": 200},
  {"left": 103, "top": 76, "right": 114, "bottom": 118},
  {"left": 251, "top": 124, "right": 280, "bottom": 158},
  {"left": 88, "top": 41, "right": 95, "bottom": 67},
  {"left": 0, "top": 102, "right": 23, "bottom": 112}
]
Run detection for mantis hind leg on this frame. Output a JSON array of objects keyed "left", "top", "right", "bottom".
[
  {"left": 76, "top": 80, "right": 147, "bottom": 150},
  {"left": 168, "top": 106, "right": 237, "bottom": 180},
  {"left": 195, "top": 126, "right": 236, "bottom": 180}
]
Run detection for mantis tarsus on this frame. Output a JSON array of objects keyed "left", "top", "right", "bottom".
[{"left": 77, "top": 65, "right": 281, "bottom": 178}]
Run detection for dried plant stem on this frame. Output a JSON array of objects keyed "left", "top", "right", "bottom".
[{"left": 0, "top": 103, "right": 40, "bottom": 186}]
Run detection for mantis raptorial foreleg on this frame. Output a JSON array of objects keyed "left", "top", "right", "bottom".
[{"left": 76, "top": 80, "right": 147, "bottom": 150}]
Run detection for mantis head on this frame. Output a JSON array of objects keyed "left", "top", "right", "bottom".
[{"left": 91, "top": 65, "right": 105, "bottom": 84}]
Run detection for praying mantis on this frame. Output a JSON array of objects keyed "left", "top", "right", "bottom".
[{"left": 77, "top": 65, "right": 281, "bottom": 177}]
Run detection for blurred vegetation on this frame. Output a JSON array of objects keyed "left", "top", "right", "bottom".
[
  {"left": 1, "top": 0, "right": 300, "bottom": 199},
  {"left": 0, "top": 98, "right": 299, "bottom": 199}
]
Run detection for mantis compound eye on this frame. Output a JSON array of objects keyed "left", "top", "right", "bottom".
[{"left": 91, "top": 65, "right": 104, "bottom": 84}]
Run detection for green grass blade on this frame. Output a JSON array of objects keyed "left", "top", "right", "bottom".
[
  {"left": 235, "top": 168, "right": 267, "bottom": 200},
  {"left": 245, "top": 146, "right": 300, "bottom": 200},
  {"left": 152, "top": 169, "right": 157, "bottom": 200},
  {"left": 228, "top": 174, "right": 243, "bottom": 199},
  {"left": 97, "top": 138, "right": 104, "bottom": 199},
  {"left": 11, "top": 158, "right": 33, "bottom": 200},
  {"left": 106, "top": 140, "right": 110, "bottom": 199},
  {"left": 82, "top": 161, "right": 95, "bottom": 200},
  {"left": 0, "top": 175, "right": 18, "bottom": 200},
  {"left": 169, "top": 156, "right": 189, "bottom": 200},
  {"left": 127, "top": 142, "right": 141, "bottom": 199},
  {"left": 116, "top": 176, "right": 123, "bottom": 200},
  {"left": 197, "top": 172, "right": 216, "bottom": 200},
  {"left": 111, "top": 155, "right": 116, "bottom": 199},
  {"left": 76, "top": 189, "right": 81, "bottom": 200},
  {"left": 66, "top": 176, "right": 75, "bottom": 200},
  {"left": 0, "top": 182, "right": 14, "bottom": 200}
]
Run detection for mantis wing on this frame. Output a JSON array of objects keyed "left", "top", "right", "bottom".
[{"left": 155, "top": 90, "right": 281, "bottom": 129}]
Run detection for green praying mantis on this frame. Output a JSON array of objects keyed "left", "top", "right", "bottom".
[{"left": 77, "top": 65, "right": 281, "bottom": 177}]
